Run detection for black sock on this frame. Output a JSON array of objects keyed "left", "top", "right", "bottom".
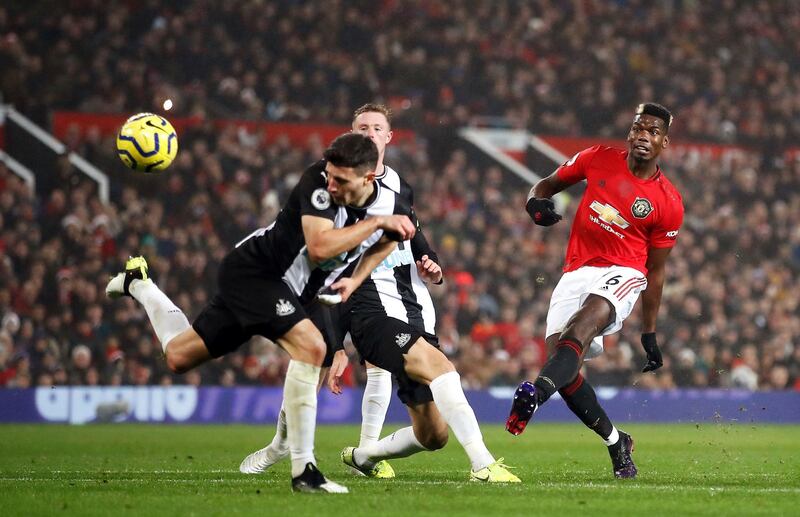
[
  {"left": 559, "top": 374, "right": 613, "bottom": 440},
  {"left": 533, "top": 336, "right": 583, "bottom": 405}
]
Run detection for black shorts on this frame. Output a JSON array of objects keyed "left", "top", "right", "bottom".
[
  {"left": 305, "top": 299, "right": 350, "bottom": 368},
  {"left": 350, "top": 314, "right": 439, "bottom": 406},
  {"left": 193, "top": 250, "right": 307, "bottom": 357}
]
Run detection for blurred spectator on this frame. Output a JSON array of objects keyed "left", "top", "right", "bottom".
[
  {"left": 1, "top": 1, "right": 799, "bottom": 149},
  {"left": 68, "top": 344, "right": 93, "bottom": 385}
]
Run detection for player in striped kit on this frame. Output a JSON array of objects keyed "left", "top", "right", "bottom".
[
  {"left": 107, "top": 133, "right": 415, "bottom": 493},
  {"left": 334, "top": 105, "right": 518, "bottom": 483},
  {"left": 238, "top": 105, "right": 419, "bottom": 480},
  {"left": 333, "top": 104, "right": 437, "bottom": 480},
  {"left": 240, "top": 104, "right": 518, "bottom": 483},
  {"left": 506, "top": 103, "right": 684, "bottom": 479}
]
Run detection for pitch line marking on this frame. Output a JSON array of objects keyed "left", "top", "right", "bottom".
[{"left": 0, "top": 477, "right": 798, "bottom": 494}]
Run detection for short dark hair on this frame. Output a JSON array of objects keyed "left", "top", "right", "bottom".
[
  {"left": 635, "top": 103, "right": 673, "bottom": 131},
  {"left": 323, "top": 133, "right": 379, "bottom": 176}
]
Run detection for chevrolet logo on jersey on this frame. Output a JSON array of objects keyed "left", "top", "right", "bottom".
[{"left": 589, "top": 201, "right": 630, "bottom": 229}]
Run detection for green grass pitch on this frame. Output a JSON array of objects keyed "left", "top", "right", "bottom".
[{"left": 0, "top": 423, "right": 798, "bottom": 516}]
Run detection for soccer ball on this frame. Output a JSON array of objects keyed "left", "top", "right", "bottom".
[{"left": 116, "top": 113, "right": 178, "bottom": 172}]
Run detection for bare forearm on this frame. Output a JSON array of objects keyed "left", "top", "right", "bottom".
[
  {"left": 642, "top": 270, "right": 664, "bottom": 333},
  {"left": 307, "top": 218, "right": 381, "bottom": 263},
  {"left": 351, "top": 240, "right": 396, "bottom": 285},
  {"left": 532, "top": 175, "right": 568, "bottom": 199}
]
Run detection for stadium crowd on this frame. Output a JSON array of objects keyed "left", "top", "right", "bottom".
[
  {"left": 2, "top": 129, "right": 799, "bottom": 391},
  {"left": 1, "top": 1, "right": 799, "bottom": 391},
  {"left": 2, "top": 1, "right": 800, "bottom": 147}
]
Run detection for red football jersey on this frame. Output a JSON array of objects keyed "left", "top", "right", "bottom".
[{"left": 556, "top": 145, "right": 684, "bottom": 275}]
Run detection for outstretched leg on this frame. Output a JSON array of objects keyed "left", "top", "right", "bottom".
[
  {"left": 534, "top": 295, "right": 614, "bottom": 404},
  {"left": 106, "top": 257, "right": 191, "bottom": 354},
  {"left": 344, "top": 340, "right": 519, "bottom": 482},
  {"left": 344, "top": 400, "right": 442, "bottom": 475},
  {"left": 106, "top": 256, "right": 209, "bottom": 373},
  {"left": 405, "top": 341, "right": 520, "bottom": 482},
  {"left": 507, "top": 294, "right": 613, "bottom": 434},
  {"left": 345, "top": 316, "right": 520, "bottom": 482}
]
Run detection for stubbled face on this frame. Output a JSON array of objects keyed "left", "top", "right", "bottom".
[
  {"left": 325, "top": 162, "right": 374, "bottom": 206},
  {"left": 627, "top": 114, "right": 669, "bottom": 162},
  {"left": 352, "top": 112, "right": 393, "bottom": 160}
]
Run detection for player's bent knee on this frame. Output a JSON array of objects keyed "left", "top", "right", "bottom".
[
  {"left": 163, "top": 330, "right": 210, "bottom": 374},
  {"left": 430, "top": 429, "right": 449, "bottom": 450},
  {"left": 280, "top": 320, "right": 327, "bottom": 365},
  {"left": 165, "top": 350, "right": 191, "bottom": 374},
  {"left": 305, "top": 339, "right": 326, "bottom": 364},
  {"left": 418, "top": 426, "right": 449, "bottom": 450},
  {"left": 290, "top": 338, "right": 326, "bottom": 365}
]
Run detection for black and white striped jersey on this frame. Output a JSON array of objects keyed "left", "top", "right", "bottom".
[
  {"left": 234, "top": 159, "right": 410, "bottom": 306},
  {"left": 348, "top": 165, "right": 438, "bottom": 335}
]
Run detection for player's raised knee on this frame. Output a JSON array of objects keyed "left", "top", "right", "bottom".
[
  {"left": 162, "top": 331, "right": 208, "bottom": 374},
  {"left": 302, "top": 339, "right": 327, "bottom": 365},
  {"left": 165, "top": 349, "right": 192, "bottom": 374},
  {"left": 278, "top": 320, "right": 328, "bottom": 365},
  {"left": 288, "top": 336, "right": 326, "bottom": 365}
]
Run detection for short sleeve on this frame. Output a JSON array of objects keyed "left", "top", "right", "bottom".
[
  {"left": 556, "top": 145, "right": 601, "bottom": 183},
  {"left": 297, "top": 164, "right": 337, "bottom": 220},
  {"left": 650, "top": 197, "right": 684, "bottom": 248}
]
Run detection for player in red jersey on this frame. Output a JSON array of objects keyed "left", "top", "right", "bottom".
[{"left": 506, "top": 103, "right": 684, "bottom": 479}]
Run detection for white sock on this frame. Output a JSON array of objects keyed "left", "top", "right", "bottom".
[
  {"left": 129, "top": 279, "right": 190, "bottom": 353},
  {"left": 284, "top": 360, "right": 321, "bottom": 477},
  {"left": 604, "top": 427, "right": 620, "bottom": 446},
  {"left": 359, "top": 367, "right": 392, "bottom": 448},
  {"left": 354, "top": 426, "right": 428, "bottom": 468},
  {"left": 269, "top": 404, "right": 289, "bottom": 454},
  {"left": 430, "top": 371, "right": 494, "bottom": 471}
]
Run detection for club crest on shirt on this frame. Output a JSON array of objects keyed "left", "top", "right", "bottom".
[
  {"left": 631, "top": 197, "right": 653, "bottom": 219},
  {"left": 311, "top": 188, "right": 331, "bottom": 210},
  {"left": 395, "top": 333, "right": 411, "bottom": 348},
  {"left": 276, "top": 299, "right": 296, "bottom": 317}
]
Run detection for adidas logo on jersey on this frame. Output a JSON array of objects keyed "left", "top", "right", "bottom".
[
  {"left": 395, "top": 333, "right": 411, "bottom": 348},
  {"left": 276, "top": 299, "right": 296, "bottom": 317}
]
